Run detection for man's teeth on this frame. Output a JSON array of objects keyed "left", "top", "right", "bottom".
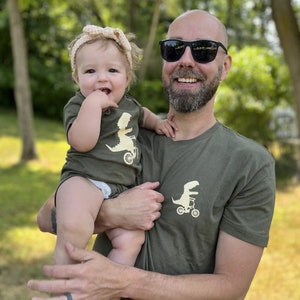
[{"left": 178, "top": 78, "right": 197, "bottom": 83}]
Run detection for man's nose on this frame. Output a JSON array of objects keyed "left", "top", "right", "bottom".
[{"left": 179, "top": 46, "right": 196, "bottom": 67}]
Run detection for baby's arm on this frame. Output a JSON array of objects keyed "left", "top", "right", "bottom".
[
  {"left": 142, "top": 107, "right": 177, "bottom": 138},
  {"left": 68, "top": 90, "right": 118, "bottom": 152}
]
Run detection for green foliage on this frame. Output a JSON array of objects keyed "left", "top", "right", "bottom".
[
  {"left": 275, "top": 143, "right": 298, "bottom": 182},
  {"left": 216, "top": 46, "right": 292, "bottom": 146},
  {"left": 0, "top": 4, "right": 14, "bottom": 108},
  {"left": 1, "top": 0, "right": 297, "bottom": 135},
  {"left": 130, "top": 79, "right": 168, "bottom": 113}
]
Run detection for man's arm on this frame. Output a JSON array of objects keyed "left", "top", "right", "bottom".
[
  {"left": 28, "top": 231, "right": 263, "bottom": 300},
  {"left": 95, "top": 181, "right": 163, "bottom": 232},
  {"left": 36, "top": 182, "right": 163, "bottom": 234},
  {"left": 125, "top": 231, "right": 263, "bottom": 300},
  {"left": 37, "top": 193, "right": 56, "bottom": 233}
]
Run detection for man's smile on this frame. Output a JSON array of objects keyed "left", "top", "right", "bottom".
[{"left": 177, "top": 77, "right": 198, "bottom": 83}]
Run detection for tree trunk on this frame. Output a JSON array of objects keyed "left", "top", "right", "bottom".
[
  {"left": 128, "top": 0, "right": 137, "bottom": 33},
  {"left": 7, "top": 0, "right": 38, "bottom": 161},
  {"left": 271, "top": 0, "right": 300, "bottom": 181},
  {"left": 138, "top": 0, "right": 162, "bottom": 80}
]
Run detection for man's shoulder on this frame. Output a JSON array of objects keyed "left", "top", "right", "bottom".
[
  {"left": 218, "top": 123, "right": 274, "bottom": 163},
  {"left": 138, "top": 128, "right": 157, "bottom": 142}
]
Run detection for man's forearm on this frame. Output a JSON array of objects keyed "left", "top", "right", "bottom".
[
  {"left": 37, "top": 193, "right": 55, "bottom": 233},
  {"left": 94, "top": 199, "right": 116, "bottom": 233},
  {"left": 122, "top": 232, "right": 261, "bottom": 300},
  {"left": 94, "top": 182, "right": 163, "bottom": 233},
  {"left": 37, "top": 183, "right": 163, "bottom": 235},
  {"left": 123, "top": 268, "right": 245, "bottom": 300},
  {"left": 27, "top": 233, "right": 259, "bottom": 299}
]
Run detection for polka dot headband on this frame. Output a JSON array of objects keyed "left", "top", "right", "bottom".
[{"left": 69, "top": 25, "right": 132, "bottom": 73}]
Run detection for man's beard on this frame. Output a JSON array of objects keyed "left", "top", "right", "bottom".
[{"left": 163, "top": 66, "right": 223, "bottom": 113}]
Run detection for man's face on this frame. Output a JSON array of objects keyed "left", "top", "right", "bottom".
[
  {"left": 163, "top": 62, "right": 223, "bottom": 113},
  {"left": 162, "top": 12, "right": 230, "bottom": 113}
]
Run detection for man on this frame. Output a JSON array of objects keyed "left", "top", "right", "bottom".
[{"left": 28, "top": 9, "right": 275, "bottom": 300}]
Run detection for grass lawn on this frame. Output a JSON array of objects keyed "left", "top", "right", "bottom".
[{"left": 0, "top": 108, "right": 299, "bottom": 299}]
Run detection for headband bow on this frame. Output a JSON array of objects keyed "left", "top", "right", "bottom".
[{"left": 69, "top": 25, "right": 132, "bottom": 72}]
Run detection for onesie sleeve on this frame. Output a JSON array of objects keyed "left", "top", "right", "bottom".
[
  {"left": 63, "top": 92, "right": 83, "bottom": 136},
  {"left": 128, "top": 94, "right": 144, "bottom": 127}
]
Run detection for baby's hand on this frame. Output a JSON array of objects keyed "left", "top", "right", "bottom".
[
  {"left": 88, "top": 90, "right": 118, "bottom": 111},
  {"left": 155, "top": 114, "right": 178, "bottom": 138}
]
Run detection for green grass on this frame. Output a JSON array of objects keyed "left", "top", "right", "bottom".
[
  {"left": 0, "top": 108, "right": 300, "bottom": 299},
  {"left": 0, "top": 108, "right": 66, "bottom": 299},
  {"left": 246, "top": 186, "right": 300, "bottom": 300}
]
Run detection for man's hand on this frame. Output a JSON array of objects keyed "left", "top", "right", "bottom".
[
  {"left": 95, "top": 181, "right": 164, "bottom": 233},
  {"left": 36, "top": 182, "right": 164, "bottom": 235},
  {"left": 28, "top": 243, "right": 126, "bottom": 300}
]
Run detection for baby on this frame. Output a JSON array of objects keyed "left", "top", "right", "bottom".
[{"left": 54, "top": 25, "right": 176, "bottom": 266}]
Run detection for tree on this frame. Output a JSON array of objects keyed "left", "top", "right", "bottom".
[
  {"left": 7, "top": 0, "right": 37, "bottom": 161},
  {"left": 215, "top": 45, "right": 290, "bottom": 147},
  {"left": 271, "top": 0, "right": 300, "bottom": 180},
  {"left": 139, "top": 0, "right": 162, "bottom": 80}
]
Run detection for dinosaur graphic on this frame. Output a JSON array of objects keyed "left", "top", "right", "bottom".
[
  {"left": 172, "top": 180, "right": 200, "bottom": 218},
  {"left": 106, "top": 112, "right": 138, "bottom": 165}
]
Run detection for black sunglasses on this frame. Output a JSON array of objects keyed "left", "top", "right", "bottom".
[{"left": 159, "top": 39, "right": 228, "bottom": 64}]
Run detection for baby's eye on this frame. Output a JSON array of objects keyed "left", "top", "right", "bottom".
[
  {"left": 109, "top": 68, "right": 119, "bottom": 73},
  {"left": 85, "top": 69, "right": 95, "bottom": 74}
]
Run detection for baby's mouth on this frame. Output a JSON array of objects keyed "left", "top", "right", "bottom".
[{"left": 99, "top": 88, "right": 111, "bottom": 95}]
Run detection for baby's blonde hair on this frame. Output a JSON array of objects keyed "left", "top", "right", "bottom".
[{"left": 69, "top": 25, "right": 143, "bottom": 86}]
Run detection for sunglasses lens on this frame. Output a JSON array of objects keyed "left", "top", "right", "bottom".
[
  {"left": 160, "top": 40, "right": 185, "bottom": 62},
  {"left": 160, "top": 40, "right": 223, "bottom": 63},
  {"left": 191, "top": 41, "right": 218, "bottom": 63}
]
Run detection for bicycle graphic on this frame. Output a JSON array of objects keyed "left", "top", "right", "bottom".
[
  {"left": 106, "top": 112, "right": 138, "bottom": 165},
  {"left": 172, "top": 180, "right": 200, "bottom": 218}
]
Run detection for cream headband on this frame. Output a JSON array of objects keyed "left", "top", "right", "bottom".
[{"left": 69, "top": 25, "right": 132, "bottom": 72}]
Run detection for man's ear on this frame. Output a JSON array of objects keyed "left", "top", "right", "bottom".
[{"left": 220, "top": 54, "right": 232, "bottom": 81}]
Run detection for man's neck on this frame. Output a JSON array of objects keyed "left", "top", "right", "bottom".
[{"left": 170, "top": 101, "right": 216, "bottom": 141}]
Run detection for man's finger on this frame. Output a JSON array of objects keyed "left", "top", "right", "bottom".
[
  {"left": 28, "top": 278, "right": 69, "bottom": 294},
  {"left": 65, "top": 242, "right": 95, "bottom": 263},
  {"left": 135, "top": 181, "right": 160, "bottom": 190}
]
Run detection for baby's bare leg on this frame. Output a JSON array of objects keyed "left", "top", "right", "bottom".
[
  {"left": 54, "top": 176, "right": 103, "bottom": 264},
  {"left": 106, "top": 228, "right": 145, "bottom": 265}
]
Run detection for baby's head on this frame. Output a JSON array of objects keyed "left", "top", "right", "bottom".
[{"left": 68, "top": 25, "right": 142, "bottom": 88}]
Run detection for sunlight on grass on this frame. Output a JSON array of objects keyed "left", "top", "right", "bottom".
[
  {"left": 32, "top": 140, "right": 68, "bottom": 172},
  {"left": 4, "top": 226, "right": 56, "bottom": 261},
  {"left": 246, "top": 186, "right": 300, "bottom": 300},
  {"left": 0, "top": 136, "right": 21, "bottom": 166},
  {"left": 0, "top": 110, "right": 70, "bottom": 299}
]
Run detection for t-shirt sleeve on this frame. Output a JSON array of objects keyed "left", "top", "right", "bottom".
[{"left": 220, "top": 156, "right": 276, "bottom": 247}]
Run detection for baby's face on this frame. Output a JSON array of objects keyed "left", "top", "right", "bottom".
[{"left": 74, "top": 40, "right": 130, "bottom": 104}]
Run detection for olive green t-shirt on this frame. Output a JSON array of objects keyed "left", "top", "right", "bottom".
[
  {"left": 94, "top": 122, "right": 275, "bottom": 275},
  {"left": 59, "top": 92, "right": 143, "bottom": 189}
]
